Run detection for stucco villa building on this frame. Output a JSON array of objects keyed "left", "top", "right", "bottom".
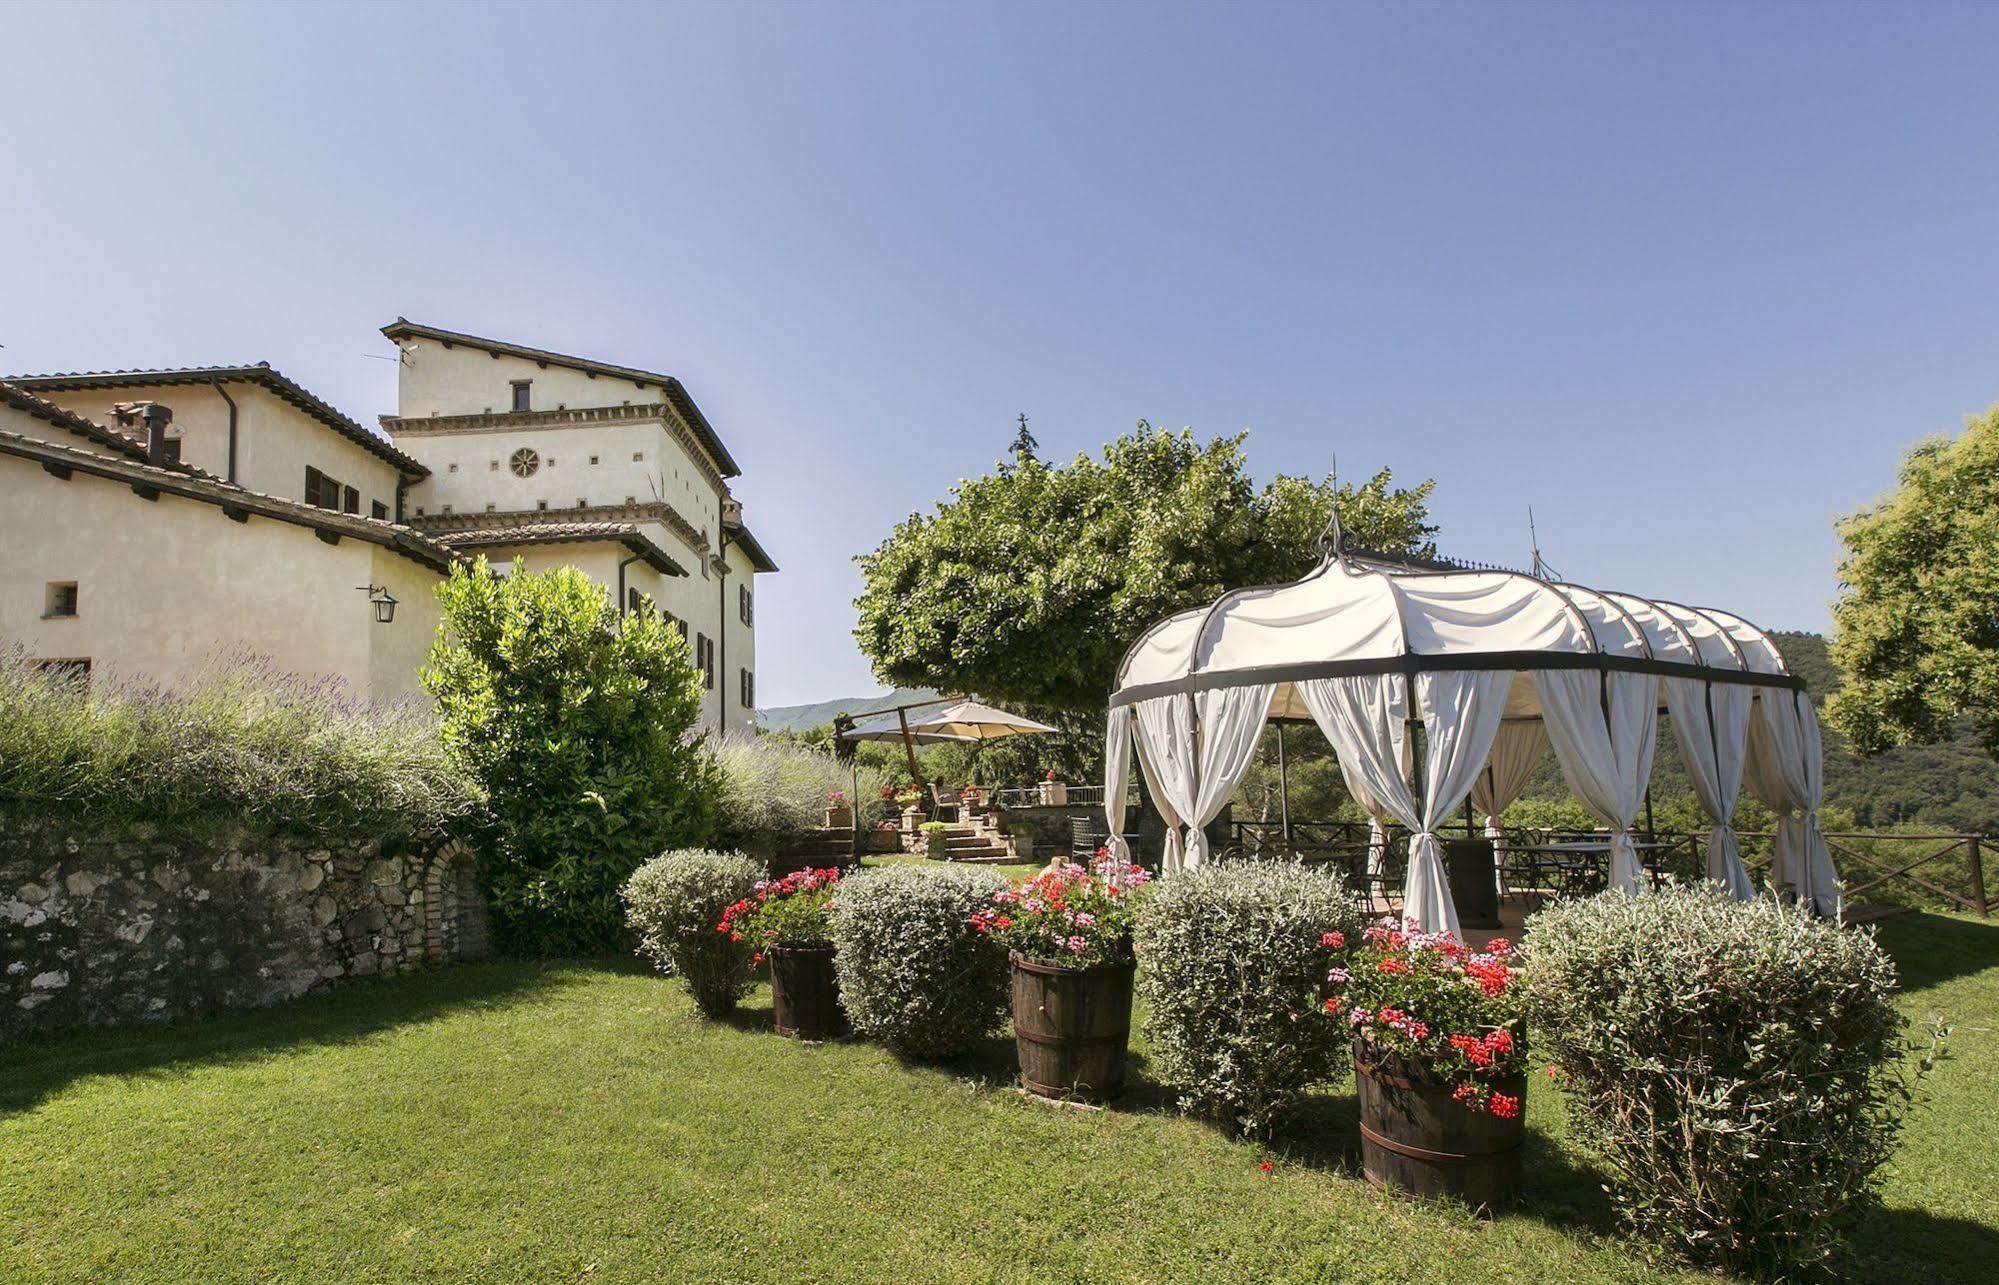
[{"left": 0, "top": 322, "right": 774, "bottom": 731}]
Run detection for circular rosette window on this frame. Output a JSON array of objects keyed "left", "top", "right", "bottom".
[{"left": 509, "top": 447, "right": 541, "bottom": 477}]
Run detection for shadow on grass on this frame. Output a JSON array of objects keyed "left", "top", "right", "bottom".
[
  {"left": 1852, "top": 1202, "right": 1999, "bottom": 1284},
  {"left": 0, "top": 956, "right": 601, "bottom": 1118},
  {"left": 1869, "top": 911, "right": 1999, "bottom": 995}
]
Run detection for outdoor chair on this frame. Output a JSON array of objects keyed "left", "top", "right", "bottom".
[{"left": 929, "top": 784, "right": 963, "bottom": 822}]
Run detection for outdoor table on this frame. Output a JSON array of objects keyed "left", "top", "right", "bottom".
[{"left": 1511, "top": 839, "right": 1679, "bottom": 895}]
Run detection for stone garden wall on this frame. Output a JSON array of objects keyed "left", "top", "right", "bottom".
[{"left": 1, "top": 819, "right": 488, "bottom": 1045}]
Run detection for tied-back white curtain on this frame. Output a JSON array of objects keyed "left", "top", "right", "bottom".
[
  {"left": 1746, "top": 690, "right": 1841, "bottom": 918},
  {"left": 1469, "top": 719, "right": 1547, "bottom": 855},
  {"left": 1101, "top": 705, "right": 1133, "bottom": 864},
  {"left": 1130, "top": 694, "right": 1191, "bottom": 872},
  {"left": 1664, "top": 677, "right": 1754, "bottom": 900},
  {"left": 1534, "top": 670, "right": 1659, "bottom": 893},
  {"left": 1129, "top": 685, "right": 1275, "bottom": 873},
  {"left": 1331, "top": 720, "right": 1408, "bottom": 889},
  {"left": 1300, "top": 670, "right": 1510, "bottom": 936}
]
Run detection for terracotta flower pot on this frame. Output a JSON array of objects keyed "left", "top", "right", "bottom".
[
  {"left": 1010, "top": 952, "right": 1134, "bottom": 1103},
  {"left": 768, "top": 944, "right": 847, "bottom": 1041},
  {"left": 1353, "top": 1036, "right": 1525, "bottom": 1213}
]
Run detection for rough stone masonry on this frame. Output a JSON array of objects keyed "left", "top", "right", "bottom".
[{"left": 1, "top": 818, "right": 488, "bottom": 1044}]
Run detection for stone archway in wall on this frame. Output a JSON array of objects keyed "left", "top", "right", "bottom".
[{"left": 423, "top": 841, "right": 492, "bottom": 964}]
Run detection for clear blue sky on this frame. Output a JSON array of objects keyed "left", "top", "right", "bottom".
[{"left": 5, "top": 2, "right": 1996, "bottom": 707}]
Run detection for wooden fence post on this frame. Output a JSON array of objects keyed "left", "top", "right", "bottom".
[{"left": 1969, "top": 835, "right": 1988, "bottom": 918}]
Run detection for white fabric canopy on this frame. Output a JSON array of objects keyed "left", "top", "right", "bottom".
[{"left": 1109, "top": 553, "right": 1827, "bottom": 928}]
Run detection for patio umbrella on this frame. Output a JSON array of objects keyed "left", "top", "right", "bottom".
[
  {"left": 840, "top": 702, "right": 975, "bottom": 807},
  {"left": 898, "top": 699, "right": 1058, "bottom": 742}
]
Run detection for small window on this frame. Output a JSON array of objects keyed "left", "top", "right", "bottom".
[
  {"left": 415, "top": 505, "right": 426, "bottom": 515},
  {"left": 447, "top": 462, "right": 459, "bottom": 473},
  {"left": 485, "top": 503, "right": 496, "bottom": 512},
  {"left": 589, "top": 454, "right": 600, "bottom": 465},
  {"left": 161, "top": 437, "right": 183, "bottom": 464},
  {"left": 511, "top": 380, "right": 532, "bottom": 412},
  {"left": 371, "top": 500, "right": 389, "bottom": 520},
  {"left": 632, "top": 451, "right": 643, "bottom": 461},
  {"left": 441, "top": 504, "right": 453, "bottom": 515},
  {"left": 489, "top": 460, "right": 499, "bottom": 471},
  {"left": 343, "top": 486, "right": 360, "bottom": 515},
  {"left": 34, "top": 658, "right": 90, "bottom": 683},
  {"left": 739, "top": 584, "right": 753, "bottom": 626},
  {"left": 304, "top": 465, "right": 345, "bottom": 510},
  {"left": 625, "top": 587, "right": 646, "bottom": 615},
  {"left": 739, "top": 668, "right": 754, "bottom": 708},
  {"left": 696, "top": 633, "right": 714, "bottom": 689},
  {"left": 576, "top": 498, "right": 587, "bottom": 508},
  {"left": 536, "top": 500, "right": 548, "bottom": 511},
  {"left": 44, "top": 582, "right": 78, "bottom": 619},
  {"left": 625, "top": 495, "right": 636, "bottom": 505}
]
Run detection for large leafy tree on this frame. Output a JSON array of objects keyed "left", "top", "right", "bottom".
[
  {"left": 854, "top": 422, "right": 1437, "bottom": 712},
  {"left": 424, "top": 560, "right": 715, "bottom": 954},
  {"left": 1827, "top": 404, "right": 1999, "bottom": 758}
]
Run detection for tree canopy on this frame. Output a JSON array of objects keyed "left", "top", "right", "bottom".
[
  {"left": 1826, "top": 405, "right": 1999, "bottom": 760},
  {"left": 853, "top": 422, "right": 1436, "bottom": 712}
]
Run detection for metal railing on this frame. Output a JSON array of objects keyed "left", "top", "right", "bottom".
[
  {"left": 1224, "top": 819, "right": 1991, "bottom": 917},
  {"left": 988, "top": 784, "right": 1124, "bottom": 810}
]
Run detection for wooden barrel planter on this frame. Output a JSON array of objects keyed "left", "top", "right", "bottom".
[
  {"left": 1354, "top": 1037, "right": 1525, "bottom": 1212},
  {"left": 768, "top": 945, "right": 847, "bottom": 1041},
  {"left": 1010, "top": 953, "right": 1135, "bottom": 1103}
]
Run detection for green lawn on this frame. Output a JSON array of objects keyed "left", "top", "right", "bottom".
[{"left": 2, "top": 913, "right": 1994, "bottom": 1283}]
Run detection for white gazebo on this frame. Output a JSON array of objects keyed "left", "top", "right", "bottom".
[{"left": 1100, "top": 550, "right": 1841, "bottom": 934}]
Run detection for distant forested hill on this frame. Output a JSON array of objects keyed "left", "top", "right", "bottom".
[
  {"left": 756, "top": 688, "right": 940, "bottom": 734},
  {"left": 1517, "top": 631, "right": 1999, "bottom": 834}
]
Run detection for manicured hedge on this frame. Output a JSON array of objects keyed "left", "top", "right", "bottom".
[
  {"left": 623, "top": 849, "right": 765, "bottom": 1016},
  {"left": 828, "top": 864, "right": 1010, "bottom": 1059},
  {"left": 1527, "top": 888, "right": 1934, "bottom": 1278},
  {"left": 1134, "top": 860, "right": 1363, "bottom": 1137}
]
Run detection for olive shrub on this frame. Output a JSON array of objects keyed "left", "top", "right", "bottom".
[
  {"left": 623, "top": 849, "right": 764, "bottom": 1016},
  {"left": 1526, "top": 888, "right": 1941, "bottom": 1278},
  {"left": 827, "top": 864, "right": 1010, "bottom": 1059},
  {"left": 1133, "top": 861, "right": 1363, "bottom": 1137}
]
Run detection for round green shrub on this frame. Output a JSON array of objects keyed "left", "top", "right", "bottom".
[
  {"left": 1526, "top": 888, "right": 1931, "bottom": 1278},
  {"left": 622, "top": 849, "right": 764, "bottom": 1016},
  {"left": 827, "top": 864, "right": 1009, "bottom": 1059},
  {"left": 1133, "top": 860, "right": 1363, "bottom": 1137}
]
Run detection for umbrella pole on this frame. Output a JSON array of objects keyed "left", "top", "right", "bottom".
[
  {"left": 1277, "top": 722, "right": 1291, "bottom": 845},
  {"left": 897, "top": 707, "right": 928, "bottom": 813}
]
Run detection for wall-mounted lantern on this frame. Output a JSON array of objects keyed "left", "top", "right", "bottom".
[{"left": 357, "top": 584, "right": 398, "bottom": 624}]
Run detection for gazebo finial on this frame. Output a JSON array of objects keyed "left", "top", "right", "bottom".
[{"left": 1318, "top": 455, "right": 1347, "bottom": 563}]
